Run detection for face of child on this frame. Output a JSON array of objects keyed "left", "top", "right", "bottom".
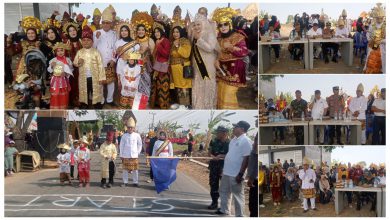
[
  {"left": 128, "top": 59, "right": 135, "bottom": 65},
  {"left": 82, "top": 38, "right": 93, "bottom": 48},
  {"left": 173, "top": 28, "right": 180, "bottom": 40},
  {"left": 68, "top": 27, "right": 78, "bottom": 38},
  {"left": 56, "top": 48, "right": 65, "bottom": 57}
]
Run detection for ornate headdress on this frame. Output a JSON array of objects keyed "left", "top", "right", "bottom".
[
  {"left": 337, "top": 17, "right": 345, "bottom": 26},
  {"left": 341, "top": 9, "right": 347, "bottom": 17},
  {"left": 81, "top": 25, "right": 93, "bottom": 40},
  {"left": 152, "top": 21, "right": 165, "bottom": 32},
  {"left": 131, "top": 12, "right": 154, "bottom": 33},
  {"left": 212, "top": 7, "right": 238, "bottom": 29},
  {"left": 21, "top": 16, "right": 42, "bottom": 33},
  {"left": 52, "top": 42, "right": 70, "bottom": 51},
  {"left": 62, "top": 22, "right": 79, "bottom": 35},
  {"left": 123, "top": 49, "right": 142, "bottom": 60},
  {"left": 302, "top": 156, "right": 311, "bottom": 165},
  {"left": 172, "top": 5, "right": 182, "bottom": 21},
  {"left": 42, "top": 18, "right": 61, "bottom": 31},
  {"left": 150, "top": 4, "right": 159, "bottom": 20},
  {"left": 126, "top": 117, "right": 136, "bottom": 127},
  {"left": 102, "top": 7, "right": 113, "bottom": 22},
  {"left": 93, "top": 8, "right": 102, "bottom": 17},
  {"left": 371, "top": 3, "right": 385, "bottom": 18}
]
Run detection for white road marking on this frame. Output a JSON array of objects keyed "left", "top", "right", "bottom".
[
  {"left": 86, "top": 197, "right": 113, "bottom": 208},
  {"left": 5, "top": 196, "right": 43, "bottom": 207},
  {"left": 52, "top": 196, "right": 81, "bottom": 207}
]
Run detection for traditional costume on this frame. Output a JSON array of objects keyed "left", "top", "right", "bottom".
[
  {"left": 41, "top": 17, "right": 62, "bottom": 72},
  {"left": 47, "top": 42, "right": 73, "bottom": 109},
  {"left": 99, "top": 131, "right": 117, "bottom": 188},
  {"left": 74, "top": 137, "right": 91, "bottom": 187},
  {"left": 364, "top": 3, "right": 386, "bottom": 73},
  {"left": 90, "top": 8, "right": 102, "bottom": 32},
  {"left": 269, "top": 165, "right": 282, "bottom": 204},
  {"left": 74, "top": 25, "right": 106, "bottom": 107},
  {"left": 62, "top": 21, "right": 83, "bottom": 107},
  {"left": 152, "top": 133, "right": 173, "bottom": 157},
  {"left": 348, "top": 83, "right": 367, "bottom": 144},
  {"left": 151, "top": 22, "right": 171, "bottom": 109},
  {"left": 56, "top": 143, "right": 72, "bottom": 185},
  {"left": 131, "top": 12, "right": 155, "bottom": 108},
  {"left": 119, "top": 117, "right": 143, "bottom": 186},
  {"left": 298, "top": 157, "right": 317, "bottom": 211},
  {"left": 93, "top": 7, "right": 117, "bottom": 105},
  {"left": 170, "top": 17, "right": 192, "bottom": 106},
  {"left": 118, "top": 48, "right": 142, "bottom": 108},
  {"left": 213, "top": 7, "right": 248, "bottom": 109},
  {"left": 190, "top": 13, "right": 218, "bottom": 109}
]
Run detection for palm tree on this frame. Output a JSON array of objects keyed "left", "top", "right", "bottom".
[{"left": 204, "top": 111, "right": 236, "bottom": 151}]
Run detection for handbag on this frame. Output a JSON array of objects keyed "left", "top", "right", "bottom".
[
  {"left": 152, "top": 61, "right": 169, "bottom": 73},
  {"left": 183, "top": 65, "right": 194, "bottom": 79}
]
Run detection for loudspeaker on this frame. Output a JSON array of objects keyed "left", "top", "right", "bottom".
[{"left": 35, "top": 117, "right": 67, "bottom": 160}]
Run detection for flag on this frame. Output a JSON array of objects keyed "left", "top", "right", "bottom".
[{"left": 150, "top": 158, "right": 180, "bottom": 194}]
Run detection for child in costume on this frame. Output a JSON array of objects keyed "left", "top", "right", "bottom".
[
  {"left": 56, "top": 143, "right": 72, "bottom": 185},
  {"left": 74, "top": 137, "right": 91, "bottom": 187}
]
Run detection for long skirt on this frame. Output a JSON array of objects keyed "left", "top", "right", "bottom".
[
  {"left": 122, "top": 158, "right": 139, "bottom": 171},
  {"left": 77, "top": 161, "right": 90, "bottom": 183},
  {"left": 217, "top": 81, "right": 239, "bottom": 109},
  {"left": 271, "top": 186, "right": 282, "bottom": 202},
  {"left": 364, "top": 48, "right": 382, "bottom": 74},
  {"left": 155, "top": 72, "right": 170, "bottom": 109},
  {"left": 302, "top": 188, "right": 316, "bottom": 199},
  {"left": 50, "top": 76, "right": 70, "bottom": 109}
]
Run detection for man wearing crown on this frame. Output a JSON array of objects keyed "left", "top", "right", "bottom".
[
  {"left": 119, "top": 117, "right": 143, "bottom": 187},
  {"left": 298, "top": 157, "right": 317, "bottom": 213},
  {"left": 94, "top": 6, "right": 118, "bottom": 107}
]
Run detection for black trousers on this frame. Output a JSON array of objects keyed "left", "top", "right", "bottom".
[
  {"left": 101, "top": 161, "right": 115, "bottom": 184},
  {"left": 294, "top": 126, "right": 304, "bottom": 145},
  {"left": 329, "top": 125, "right": 342, "bottom": 143},
  {"left": 209, "top": 161, "right": 223, "bottom": 203},
  {"left": 249, "top": 179, "right": 258, "bottom": 217},
  {"left": 70, "top": 165, "right": 75, "bottom": 178},
  {"left": 322, "top": 43, "right": 339, "bottom": 57},
  {"left": 372, "top": 116, "right": 385, "bottom": 145},
  {"left": 150, "top": 167, "right": 154, "bottom": 180}
]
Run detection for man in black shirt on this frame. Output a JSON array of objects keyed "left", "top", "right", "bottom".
[{"left": 207, "top": 126, "right": 230, "bottom": 209}]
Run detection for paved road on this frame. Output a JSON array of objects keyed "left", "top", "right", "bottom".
[{"left": 5, "top": 152, "right": 216, "bottom": 217}]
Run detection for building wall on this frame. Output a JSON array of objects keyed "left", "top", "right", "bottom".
[{"left": 259, "top": 78, "right": 276, "bottom": 100}]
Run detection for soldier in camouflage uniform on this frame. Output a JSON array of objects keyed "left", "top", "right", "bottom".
[
  {"left": 208, "top": 126, "right": 230, "bottom": 209},
  {"left": 290, "top": 90, "right": 308, "bottom": 145},
  {"left": 326, "top": 86, "right": 345, "bottom": 145}
]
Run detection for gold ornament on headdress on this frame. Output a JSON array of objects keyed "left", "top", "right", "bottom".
[
  {"left": 126, "top": 117, "right": 136, "bottom": 127},
  {"left": 102, "top": 7, "right": 113, "bottom": 22},
  {"left": 21, "top": 16, "right": 43, "bottom": 33},
  {"left": 371, "top": 3, "right": 385, "bottom": 18},
  {"left": 62, "top": 22, "right": 79, "bottom": 35},
  {"left": 52, "top": 42, "right": 70, "bottom": 51},
  {"left": 42, "top": 18, "right": 61, "bottom": 31},
  {"left": 131, "top": 12, "right": 154, "bottom": 33},
  {"left": 93, "top": 8, "right": 102, "bottom": 17},
  {"left": 123, "top": 49, "right": 141, "bottom": 61},
  {"left": 212, "top": 7, "right": 238, "bottom": 25},
  {"left": 171, "top": 19, "right": 186, "bottom": 29},
  {"left": 153, "top": 21, "right": 165, "bottom": 32},
  {"left": 115, "top": 22, "right": 135, "bottom": 39}
]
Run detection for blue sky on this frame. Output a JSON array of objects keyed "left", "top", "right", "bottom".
[
  {"left": 260, "top": 2, "right": 384, "bottom": 23},
  {"left": 331, "top": 146, "right": 386, "bottom": 165},
  {"left": 72, "top": 2, "right": 250, "bottom": 20},
  {"left": 275, "top": 75, "right": 386, "bottom": 100}
]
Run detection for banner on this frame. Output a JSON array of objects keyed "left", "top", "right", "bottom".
[{"left": 150, "top": 158, "right": 180, "bottom": 194}]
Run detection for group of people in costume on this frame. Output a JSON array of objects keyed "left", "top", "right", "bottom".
[
  {"left": 259, "top": 3, "right": 385, "bottom": 73},
  {"left": 264, "top": 84, "right": 386, "bottom": 145},
  {"left": 5, "top": 4, "right": 258, "bottom": 110},
  {"left": 260, "top": 158, "right": 386, "bottom": 214}
]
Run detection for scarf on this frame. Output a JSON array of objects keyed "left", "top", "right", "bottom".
[{"left": 56, "top": 55, "right": 68, "bottom": 65}]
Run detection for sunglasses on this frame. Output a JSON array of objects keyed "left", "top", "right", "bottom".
[
  {"left": 102, "top": 21, "right": 111, "bottom": 25},
  {"left": 218, "top": 22, "right": 230, "bottom": 28}
]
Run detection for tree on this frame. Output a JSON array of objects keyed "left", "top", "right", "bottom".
[
  {"left": 204, "top": 111, "right": 236, "bottom": 151},
  {"left": 320, "top": 146, "right": 343, "bottom": 166},
  {"left": 96, "top": 110, "right": 124, "bottom": 130},
  {"left": 188, "top": 122, "right": 200, "bottom": 134},
  {"left": 7, "top": 111, "right": 35, "bottom": 151}
]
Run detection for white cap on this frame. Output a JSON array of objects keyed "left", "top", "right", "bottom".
[{"left": 313, "top": 19, "right": 319, "bottom": 25}]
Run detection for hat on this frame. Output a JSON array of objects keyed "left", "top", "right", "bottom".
[
  {"left": 313, "top": 19, "right": 319, "bottom": 25},
  {"left": 73, "top": 139, "right": 79, "bottom": 143},
  {"left": 303, "top": 156, "right": 311, "bottom": 165},
  {"left": 82, "top": 25, "right": 93, "bottom": 40},
  {"left": 341, "top": 9, "right": 347, "bottom": 17},
  {"left": 62, "top": 11, "right": 71, "bottom": 21},
  {"left": 315, "top": 90, "right": 321, "bottom": 94},
  {"left": 339, "top": 164, "right": 347, "bottom": 169},
  {"left": 76, "top": 13, "right": 85, "bottom": 22},
  {"left": 102, "top": 7, "right": 113, "bottom": 22},
  {"left": 108, "top": 4, "right": 116, "bottom": 14},
  {"left": 81, "top": 136, "right": 89, "bottom": 145},
  {"left": 21, "top": 16, "right": 42, "bottom": 33},
  {"left": 52, "top": 42, "right": 70, "bottom": 51},
  {"left": 333, "top": 86, "right": 339, "bottom": 90},
  {"left": 337, "top": 18, "right": 345, "bottom": 26},
  {"left": 380, "top": 163, "right": 385, "bottom": 168},
  {"left": 15, "top": 74, "right": 30, "bottom": 83},
  {"left": 212, "top": 7, "right": 238, "bottom": 28},
  {"left": 42, "top": 18, "right": 61, "bottom": 31},
  {"left": 233, "top": 121, "right": 250, "bottom": 132},
  {"left": 131, "top": 12, "right": 154, "bottom": 33},
  {"left": 148, "top": 130, "right": 156, "bottom": 137},
  {"left": 62, "top": 22, "right": 79, "bottom": 35},
  {"left": 93, "top": 8, "right": 102, "bottom": 17},
  {"left": 106, "top": 131, "right": 114, "bottom": 141},
  {"left": 123, "top": 48, "right": 141, "bottom": 60},
  {"left": 357, "top": 83, "right": 364, "bottom": 92},
  {"left": 126, "top": 117, "right": 136, "bottom": 128},
  {"left": 9, "top": 140, "right": 15, "bottom": 144},
  {"left": 57, "top": 143, "right": 71, "bottom": 150},
  {"left": 215, "top": 126, "right": 228, "bottom": 133},
  {"left": 153, "top": 21, "right": 165, "bottom": 32},
  {"left": 371, "top": 3, "right": 385, "bottom": 18}
]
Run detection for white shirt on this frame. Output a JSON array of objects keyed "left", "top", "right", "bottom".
[
  {"left": 152, "top": 140, "right": 173, "bottom": 157},
  {"left": 311, "top": 98, "right": 328, "bottom": 120},
  {"left": 378, "top": 176, "right": 386, "bottom": 185},
  {"left": 372, "top": 98, "right": 386, "bottom": 116},
  {"left": 348, "top": 96, "right": 367, "bottom": 120},
  {"left": 298, "top": 168, "right": 316, "bottom": 189},
  {"left": 119, "top": 132, "right": 142, "bottom": 158},
  {"left": 115, "top": 39, "right": 140, "bottom": 75},
  {"left": 119, "top": 64, "right": 141, "bottom": 97},
  {"left": 223, "top": 134, "right": 252, "bottom": 177},
  {"left": 93, "top": 29, "right": 117, "bottom": 67},
  {"left": 307, "top": 27, "right": 323, "bottom": 37},
  {"left": 335, "top": 27, "right": 349, "bottom": 38}
]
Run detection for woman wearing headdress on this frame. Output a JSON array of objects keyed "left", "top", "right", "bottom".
[
  {"left": 213, "top": 7, "right": 248, "bottom": 109},
  {"left": 6, "top": 16, "right": 42, "bottom": 80},
  {"left": 131, "top": 12, "right": 155, "bottom": 108},
  {"left": 169, "top": 19, "right": 192, "bottom": 106},
  {"left": 190, "top": 13, "right": 218, "bottom": 109},
  {"left": 62, "top": 21, "right": 82, "bottom": 108},
  {"left": 151, "top": 22, "right": 171, "bottom": 109},
  {"left": 40, "top": 17, "right": 62, "bottom": 77}
]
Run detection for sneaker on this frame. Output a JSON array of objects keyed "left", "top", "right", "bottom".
[
  {"left": 215, "top": 209, "right": 227, "bottom": 215},
  {"left": 101, "top": 184, "right": 107, "bottom": 189},
  {"left": 121, "top": 183, "right": 128, "bottom": 187},
  {"left": 303, "top": 209, "right": 308, "bottom": 213},
  {"left": 259, "top": 204, "right": 265, "bottom": 208},
  {"left": 312, "top": 208, "right": 317, "bottom": 211},
  {"left": 133, "top": 183, "right": 139, "bottom": 187},
  {"left": 208, "top": 202, "right": 218, "bottom": 210},
  {"left": 106, "top": 183, "right": 112, "bottom": 188},
  {"left": 146, "top": 179, "right": 152, "bottom": 183}
]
